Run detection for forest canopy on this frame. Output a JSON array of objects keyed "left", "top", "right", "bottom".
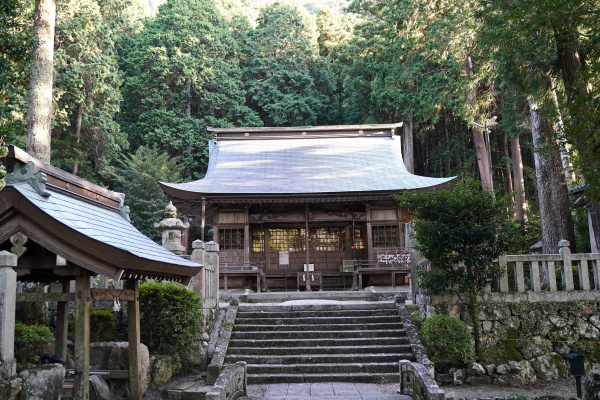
[{"left": 1, "top": 0, "right": 598, "bottom": 250}]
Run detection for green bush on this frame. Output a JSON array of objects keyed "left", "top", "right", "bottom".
[
  {"left": 422, "top": 314, "right": 475, "bottom": 366},
  {"left": 139, "top": 280, "right": 202, "bottom": 353},
  {"left": 90, "top": 308, "right": 117, "bottom": 342},
  {"left": 14, "top": 322, "right": 53, "bottom": 369}
]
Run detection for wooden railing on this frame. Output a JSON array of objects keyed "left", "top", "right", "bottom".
[{"left": 494, "top": 240, "right": 599, "bottom": 293}]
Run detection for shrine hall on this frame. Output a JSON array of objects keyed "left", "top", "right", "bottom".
[{"left": 160, "top": 124, "right": 454, "bottom": 291}]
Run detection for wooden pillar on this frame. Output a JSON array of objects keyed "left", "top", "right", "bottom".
[
  {"left": 127, "top": 279, "right": 142, "bottom": 400},
  {"left": 0, "top": 251, "right": 18, "bottom": 379},
  {"left": 74, "top": 274, "right": 90, "bottom": 400},
  {"left": 54, "top": 281, "right": 70, "bottom": 362},
  {"left": 366, "top": 205, "right": 373, "bottom": 261}
]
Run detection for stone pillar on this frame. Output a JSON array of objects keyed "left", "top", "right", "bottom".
[
  {"left": 154, "top": 202, "right": 189, "bottom": 255},
  {"left": 188, "top": 240, "right": 205, "bottom": 295},
  {"left": 204, "top": 241, "right": 219, "bottom": 309},
  {"left": 559, "top": 240, "right": 574, "bottom": 291},
  {"left": 0, "top": 251, "right": 17, "bottom": 380}
]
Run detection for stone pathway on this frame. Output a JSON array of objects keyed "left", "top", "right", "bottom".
[{"left": 240, "top": 382, "right": 411, "bottom": 399}]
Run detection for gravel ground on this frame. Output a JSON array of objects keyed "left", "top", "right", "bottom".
[{"left": 440, "top": 378, "right": 579, "bottom": 399}]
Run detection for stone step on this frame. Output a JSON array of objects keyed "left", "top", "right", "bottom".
[
  {"left": 246, "top": 292, "right": 374, "bottom": 303},
  {"left": 245, "top": 362, "right": 400, "bottom": 375},
  {"left": 236, "top": 309, "right": 398, "bottom": 319},
  {"left": 239, "top": 302, "right": 396, "bottom": 312},
  {"left": 228, "top": 336, "right": 409, "bottom": 348},
  {"left": 234, "top": 315, "right": 401, "bottom": 325},
  {"left": 232, "top": 322, "right": 403, "bottom": 332},
  {"left": 246, "top": 372, "right": 400, "bottom": 384},
  {"left": 227, "top": 344, "right": 413, "bottom": 355},
  {"left": 230, "top": 329, "right": 405, "bottom": 340},
  {"left": 224, "top": 353, "right": 414, "bottom": 365},
  {"left": 239, "top": 396, "right": 407, "bottom": 400}
]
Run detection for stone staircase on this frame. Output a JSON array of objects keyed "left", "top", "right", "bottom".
[{"left": 225, "top": 302, "right": 415, "bottom": 384}]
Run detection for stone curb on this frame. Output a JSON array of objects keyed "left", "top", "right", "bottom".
[{"left": 207, "top": 305, "right": 238, "bottom": 384}]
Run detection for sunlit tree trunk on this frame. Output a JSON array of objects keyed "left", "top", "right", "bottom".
[
  {"left": 403, "top": 111, "right": 414, "bottom": 173},
  {"left": 465, "top": 55, "right": 491, "bottom": 192},
  {"left": 528, "top": 97, "right": 576, "bottom": 253},
  {"left": 554, "top": 28, "right": 600, "bottom": 253},
  {"left": 27, "top": 0, "right": 55, "bottom": 164},
  {"left": 511, "top": 136, "right": 526, "bottom": 221}
]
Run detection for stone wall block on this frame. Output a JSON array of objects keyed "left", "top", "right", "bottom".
[
  {"left": 17, "top": 364, "right": 64, "bottom": 400},
  {"left": 0, "top": 378, "right": 22, "bottom": 400},
  {"left": 584, "top": 369, "right": 600, "bottom": 400}
]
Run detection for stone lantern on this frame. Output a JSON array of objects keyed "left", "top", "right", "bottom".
[{"left": 155, "top": 201, "right": 189, "bottom": 255}]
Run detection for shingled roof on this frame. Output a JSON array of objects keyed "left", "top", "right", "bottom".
[
  {"left": 0, "top": 146, "right": 201, "bottom": 283},
  {"left": 159, "top": 124, "right": 454, "bottom": 202}
]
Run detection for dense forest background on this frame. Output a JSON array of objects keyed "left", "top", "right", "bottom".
[{"left": 1, "top": 0, "right": 599, "bottom": 250}]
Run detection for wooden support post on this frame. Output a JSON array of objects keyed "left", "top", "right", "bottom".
[
  {"left": 127, "top": 279, "right": 142, "bottom": 400},
  {"left": 74, "top": 274, "right": 90, "bottom": 400},
  {"left": 55, "top": 281, "right": 70, "bottom": 362}
]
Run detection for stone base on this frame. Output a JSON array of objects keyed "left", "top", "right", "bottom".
[
  {"left": 0, "top": 377, "right": 22, "bottom": 400},
  {"left": 0, "top": 359, "right": 17, "bottom": 380}
]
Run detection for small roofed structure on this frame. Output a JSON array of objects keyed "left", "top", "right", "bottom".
[
  {"left": 160, "top": 124, "right": 454, "bottom": 291},
  {"left": 0, "top": 146, "right": 202, "bottom": 399}
]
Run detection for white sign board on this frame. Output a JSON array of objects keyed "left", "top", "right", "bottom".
[{"left": 279, "top": 251, "right": 289, "bottom": 265}]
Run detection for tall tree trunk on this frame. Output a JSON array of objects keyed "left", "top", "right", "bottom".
[
  {"left": 465, "top": 56, "right": 491, "bottom": 191},
  {"left": 503, "top": 133, "right": 515, "bottom": 210},
  {"left": 554, "top": 28, "right": 600, "bottom": 253},
  {"left": 72, "top": 97, "right": 85, "bottom": 175},
  {"left": 528, "top": 97, "right": 576, "bottom": 253},
  {"left": 511, "top": 136, "right": 527, "bottom": 221},
  {"left": 403, "top": 111, "right": 414, "bottom": 173},
  {"left": 27, "top": 0, "right": 56, "bottom": 164}
]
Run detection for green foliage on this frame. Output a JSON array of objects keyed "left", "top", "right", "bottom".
[
  {"left": 242, "top": 2, "right": 340, "bottom": 126},
  {"left": 397, "top": 176, "right": 513, "bottom": 295},
  {"left": 118, "top": 0, "right": 261, "bottom": 176},
  {"left": 14, "top": 322, "right": 53, "bottom": 369},
  {"left": 139, "top": 280, "right": 203, "bottom": 353},
  {"left": 112, "top": 145, "right": 186, "bottom": 242},
  {"left": 422, "top": 314, "right": 475, "bottom": 366},
  {"left": 51, "top": 0, "right": 131, "bottom": 180},
  {"left": 0, "top": 0, "right": 32, "bottom": 145},
  {"left": 90, "top": 308, "right": 117, "bottom": 342}
]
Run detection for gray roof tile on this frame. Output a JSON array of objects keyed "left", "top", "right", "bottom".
[{"left": 162, "top": 136, "right": 453, "bottom": 195}]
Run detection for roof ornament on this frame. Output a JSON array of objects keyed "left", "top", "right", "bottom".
[
  {"left": 5, "top": 161, "right": 50, "bottom": 197},
  {"left": 10, "top": 233, "right": 28, "bottom": 258},
  {"left": 154, "top": 201, "right": 189, "bottom": 255},
  {"left": 118, "top": 198, "right": 131, "bottom": 221}
]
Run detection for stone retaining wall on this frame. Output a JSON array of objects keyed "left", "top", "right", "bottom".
[{"left": 430, "top": 298, "right": 600, "bottom": 382}]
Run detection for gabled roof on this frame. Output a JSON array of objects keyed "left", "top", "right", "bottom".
[
  {"left": 160, "top": 124, "right": 454, "bottom": 202},
  {"left": 0, "top": 146, "right": 201, "bottom": 283}
]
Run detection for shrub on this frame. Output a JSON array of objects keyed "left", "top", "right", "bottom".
[
  {"left": 422, "top": 314, "right": 475, "bottom": 366},
  {"left": 14, "top": 322, "right": 53, "bottom": 369},
  {"left": 90, "top": 308, "right": 117, "bottom": 342},
  {"left": 139, "top": 280, "right": 202, "bottom": 353}
]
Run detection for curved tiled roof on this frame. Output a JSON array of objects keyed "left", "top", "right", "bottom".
[{"left": 161, "top": 132, "right": 454, "bottom": 197}]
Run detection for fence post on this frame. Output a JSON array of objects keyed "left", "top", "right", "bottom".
[
  {"left": 559, "top": 240, "right": 574, "bottom": 291},
  {"left": 547, "top": 261, "right": 558, "bottom": 292},
  {"left": 498, "top": 255, "right": 509, "bottom": 292},
  {"left": 205, "top": 241, "right": 220, "bottom": 310},
  {"left": 0, "top": 251, "right": 17, "bottom": 380},
  {"left": 515, "top": 261, "right": 525, "bottom": 292},
  {"left": 593, "top": 255, "right": 600, "bottom": 290},
  {"left": 579, "top": 259, "right": 590, "bottom": 291},
  {"left": 531, "top": 261, "right": 541, "bottom": 292},
  {"left": 189, "top": 240, "right": 205, "bottom": 295}
]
